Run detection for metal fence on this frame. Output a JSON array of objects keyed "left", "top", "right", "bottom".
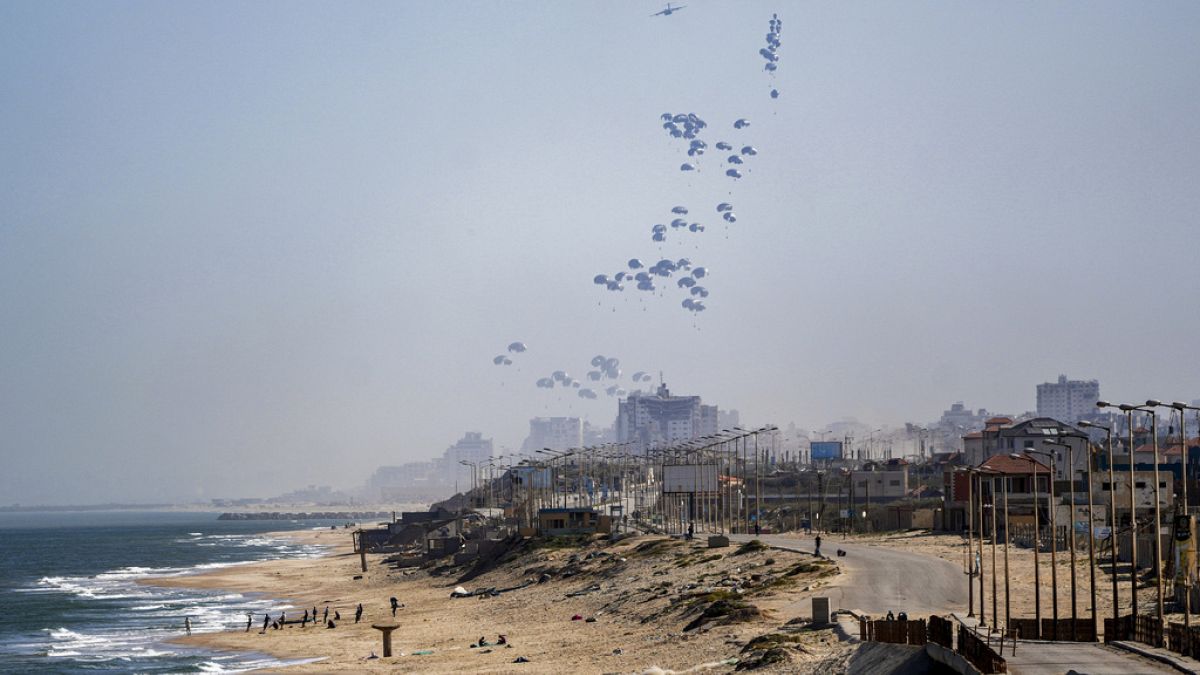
[
  {"left": 1006, "top": 617, "right": 1095, "bottom": 642},
  {"left": 958, "top": 624, "right": 1008, "bottom": 673},
  {"left": 1167, "top": 622, "right": 1200, "bottom": 657},
  {"left": 859, "top": 618, "right": 927, "bottom": 645},
  {"left": 928, "top": 615, "right": 953, "bottom": 648},
  {"left": 1007, "top": 523, "right": 1088, "bottom": 552},
  {"left": 861, "top": 615, "right": 1005, "bottom": 673}
]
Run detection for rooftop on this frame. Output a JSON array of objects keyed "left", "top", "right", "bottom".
[{"left": 978, "top": 454, "right": 1050, "bottom": 475}]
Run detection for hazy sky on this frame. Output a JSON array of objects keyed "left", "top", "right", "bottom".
[{"left": 2, "top": 2, "right": 1198, "bottom": 505}]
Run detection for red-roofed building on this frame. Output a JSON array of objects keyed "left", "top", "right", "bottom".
[{"left": 962, "top": 417, "right": 1088, "bottom": 481}]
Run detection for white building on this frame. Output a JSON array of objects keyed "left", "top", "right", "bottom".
[
  {"left": 440, "top": 432, "right": 494, "bottom": 487},
  {"left": 522, "top": 417, "right": 583, "bottom": 453},
  {"left": 616, "top": 382, "right": 727, "bottom": 452},
  {"left": 1036, "top": 375, "right": 1100, "bottom": 425}
]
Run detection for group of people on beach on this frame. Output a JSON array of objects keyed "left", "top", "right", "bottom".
[{"left": 248, "top": 602, "right": 367, "bottom": 633}]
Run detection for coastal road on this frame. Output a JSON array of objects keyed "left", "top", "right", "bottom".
[
  {"left": 732, "top": 534, "right": 1185, "bottom": 674},
  {"left": 731, "top": 533, "right": 967, "bottom": 617}
]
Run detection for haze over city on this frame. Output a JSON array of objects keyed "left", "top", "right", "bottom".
[{"left": 2, "top": 1, "right": 1198, "bottom": 505}]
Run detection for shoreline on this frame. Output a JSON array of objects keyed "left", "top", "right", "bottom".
[
  {"left": 157, "top": 530, "right": 856, "bottom": 673},
  {"left": 155, "top": 528, "right": 355, "bottom": 668}
]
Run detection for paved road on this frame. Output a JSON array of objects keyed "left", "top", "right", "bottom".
[
  {"left": 734, "top": 534, "right": 1186, "bottom": 674},
  {"left": 731, "top": 533, "right": 967, "bottom": 616},
  {"left": 1000, "top": 642, "right": 1183, "bottom": 674}
]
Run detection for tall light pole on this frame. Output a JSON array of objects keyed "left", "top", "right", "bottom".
[
  {"left": 1002, "top": 466, "right": 1012, "bottom": 630},
  {"left": 1079, "top": 421, "right": 1118, "bottom": 628},
  {"left": 1169, "top": 402, "right": 1200, "bottom": 632},
  {"left": 1046, "top": 439, "right": 1079, "bottom": 640},
  {"left": 1142, "top": 401, "right": 1166, "bottom": 629},
  {"left": 963, "top": 466, "right": 976, "bottom": 618},
  {"left": 1025, "top": 449, "right": 1058, "bottom": 638},
  {"left": 1098, "top": 401, "right": 1140, "bottom": 620},
  {"left": 988, "top": 469, "right": 1000, "bottom": 632},
  {"left": 1032, "top": 454, "right": 1044, "bottom": 637}
]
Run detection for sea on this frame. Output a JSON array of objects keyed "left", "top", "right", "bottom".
[{"left": 0, "top": 510, "right": 348, "bottom": 673}]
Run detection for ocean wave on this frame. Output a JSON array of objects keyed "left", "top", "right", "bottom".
[{"left": 10, "top": 524, "right": 331, "bottom": 671}]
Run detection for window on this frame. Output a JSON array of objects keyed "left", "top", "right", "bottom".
[
  {"left": 1102, "top": 482, "right": 1112, "bottom": 490},
  {"left": 889, "top": 480, "right": 900, "bottom": 487},
  {"left": 1024, "top": 440, "right": 1034, "bottom": 449},
  {"left": 1136, "top": 481, "right": 1147, "bottom": 489}
]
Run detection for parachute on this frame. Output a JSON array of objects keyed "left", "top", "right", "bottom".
[{"left": 507, "top": 342, "right": 527, "bottom": 353}]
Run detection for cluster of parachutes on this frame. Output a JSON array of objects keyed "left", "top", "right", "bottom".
[
  {"left": 663, "top": 112, "right": 709, "bottom": 174},
  {"left": 720, "top": 138, "right": 758, "bottom": 180},
  {"left": 650, "top": 205, "right": 705, "bottom": 243},
  {"left": 587, "top": 15, "right": 788, "bottom": 317},
  {"left": 492, "top": 341, "right": 526, "bottom": 366},
  {"left": 530, "top": 355, "right": 658, "bottom": 400},
  {"left": 762, "top": 14, "right": 783, "bottom": 99}
]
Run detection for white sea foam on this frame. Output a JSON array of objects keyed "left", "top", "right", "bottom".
[{"left": 15, "top": 525, "right": 331, "bottom": 671}]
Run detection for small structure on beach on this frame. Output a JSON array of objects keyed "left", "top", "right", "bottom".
[{"left": 537, "top": 507, "right": 610, "bottom": 535}]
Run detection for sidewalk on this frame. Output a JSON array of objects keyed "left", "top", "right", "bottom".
[{"left": 1109, "top": 641, "right": 1200, "bottom": 674}]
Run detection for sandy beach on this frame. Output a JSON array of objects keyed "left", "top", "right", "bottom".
[{"left": 160, "top": 529, "right": 859, "bottom": 673}]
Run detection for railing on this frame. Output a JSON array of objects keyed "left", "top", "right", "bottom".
[
  {"left": 958, "top": 625, "right": 1008, "bottom": 673},
  {"left": 1104, "top": 614, "right": 1134, "bottom": 642},
  {"left": 1006, "top": 617, "right": 1095, "bottom": 642},
  {"left": 928, "top": 615, "right": 953, "bottom": 648},
  {"left": 860, "top": 618, "right": 927, "bottom": 645},
  {"left": 1135, "top": 614, "right": 1164, "bottom": 647},
  {"left": 1167, "top": 622, "right": 1200, "bottom": 657}
]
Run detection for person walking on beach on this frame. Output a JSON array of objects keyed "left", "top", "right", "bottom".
[
  {"left": 278, "top": 611, "right": 286, "bottom": 628},
  {"left": 301, "top": 610, "right": 308, "bottom": 628},
  {"left": 814, "top": 534, "right": 822, "bottom": 557},
  {"left": 390, "top": 597, "right": 399, "bottom": 617},
  {"left": 246, "top": 613, "right": 253, "bottom": 632},
  {"left": 322, "top": 606, "right": 328, "bottom": 624},
  {"left": 261, "top": 613, "right": 270, "bottom": 633},
  {"left": 184, "top": 617, "right": 191, "bottom": 635},
  {"left": 355, "top": 603, "right": 363, "bottom": 623}
]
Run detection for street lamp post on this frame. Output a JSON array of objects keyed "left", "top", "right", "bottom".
[
  {"left": 1017, "top": 453, "right": 1044, "bottom": 639},
  {"left": 965, "top": 467, "right": 976, "bottom": 618},
  {"left": 1003, "top": 469, "right": 1012, "bottom": 630},
  {"left": 1169, "top": 402, "right": 1200, "bottom": 632},
  {"left": 989, "top": 471, "right": 1000, "bottom": 632},
  {"left": 1046, "top": 440, "right": 1079, "bottom": 640},
  {"left": 1143, "top": 401, "right": 1167, "bottom": 630},
  {"left": 1079, "top": 420, "right": 1119, "bottom": 632},
  {"left": 1025, "top": 449, "right": 1058, "bottom": 638},
  {"left": 1098, "top": 401, "right": 1139, "bottom": 621}
]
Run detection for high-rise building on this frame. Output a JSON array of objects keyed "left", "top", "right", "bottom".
[
  {"left": 1036, "top": 375, "right": 1100, "bottom": 424},
  {"left": 440, "top": 432, "right": 494, "bottom": 487},
  {"left": 521, "top": 417, "right": 583, "bottom": 453},
  {"left": 616, "top": 382, "right": 726, "bottom": 452}
]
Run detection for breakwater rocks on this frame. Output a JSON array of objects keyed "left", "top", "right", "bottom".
[{"left": 216, "top": 511, "right": 390, "bottom": 521}]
